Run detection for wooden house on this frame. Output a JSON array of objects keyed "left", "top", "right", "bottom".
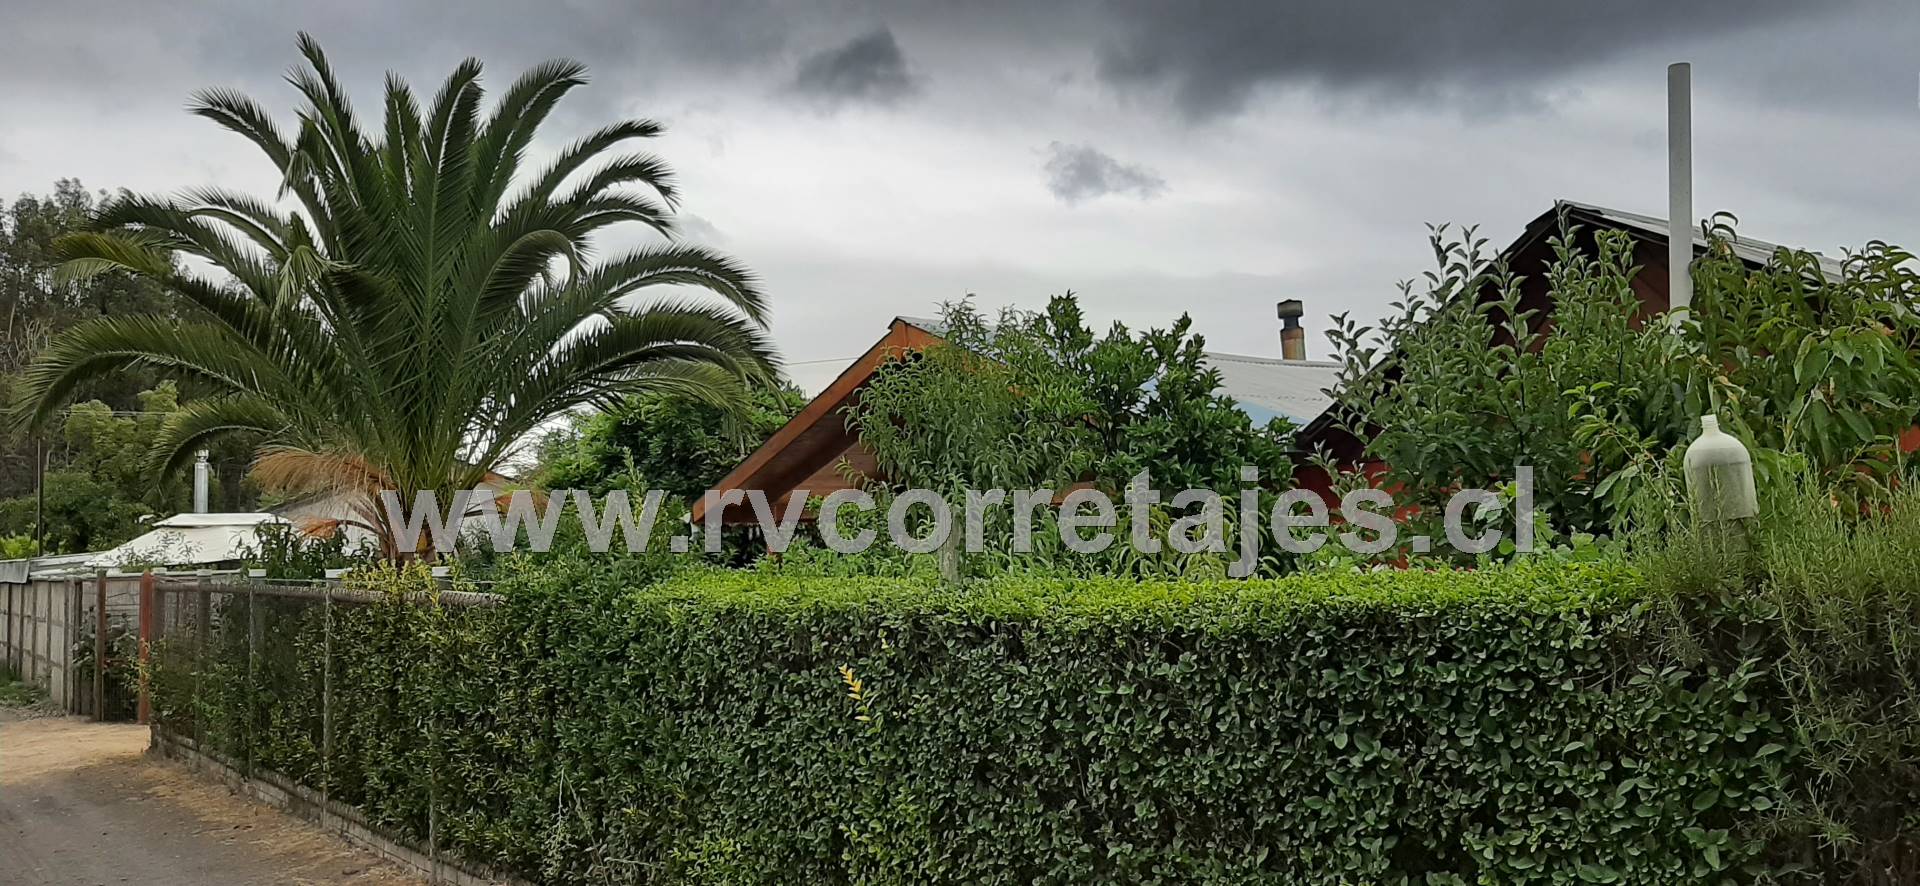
[{"left": 697, "top": 200, "right": 1863, "bottom": 524}]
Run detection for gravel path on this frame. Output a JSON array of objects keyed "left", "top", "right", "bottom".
[{"left": 0, "top": 712, "right": 422, "bottom": 885}]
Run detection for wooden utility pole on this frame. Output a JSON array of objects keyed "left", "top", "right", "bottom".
[{"left": 34, "top": 436, "right": 45, "bottom": 557}]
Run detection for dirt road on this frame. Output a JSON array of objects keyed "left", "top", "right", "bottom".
[{"left": 0, "top": 711, "right": 422, "bottom": 885}]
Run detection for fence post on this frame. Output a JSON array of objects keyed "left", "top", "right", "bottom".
[
  {"left": 5, "top": 582, "right": 14, "bottom": 678},
  {"left": 196, "top": 570, "right": 210, "bottom": 752},
  {"left": 93, "top": 569, "right": 106, "bottom": 721},
  {"left": 68, "top": 579, "right": 81, "bottom": 712},
  {"left": 196, "top": 573, "right": 211, "bottom": 651},
  {"left": 320, "top": 582, "right": 332, "bottom": 827},
  {"left": 428, "top": 596, "right": 442, "bottom": 885},
  {"left": 28, "top": 580, "right": 38, "bottom": 686},
  {"left": 246, "top": 582, "right": 259, "bottom": 778},
  {"left": 137, "top": 570, "right": 154, "bottom": 725},
  {"left": 37, "top": 582, "right": 47, "bottom": 685}
]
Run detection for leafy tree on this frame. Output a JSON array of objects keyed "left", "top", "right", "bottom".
[
  {"left": 841, "top": 294, "right": 1299, "bottom": 578},
  {"left": 0, "top": 469, "right": 156, "bottom": 554},
  {"left": 1, "top": 180, "right": 181, "bottom": 353},
  {"left": 57, "top": 384, "right": 194, "bottom": 500},
  {"left": 1326, "top": 212, "right": 1920, "bottom": 541},
  {"left": 12, "top": 36, "right": 777, "bottom": 557},
  {"left": 851, "top": 299, "right": 1099, "bottom": 498},
  {"left": 853, "top": 295, "right": 1296, "bottom": 497},
  {"left": 1323, "top": 221, "right": 1667, "bottom": 536},
  {"left": 537, "top": 385, "right": 806, "bottom": 500},
  {"left": 0, "top": 382, "right": 254, "bottom": 553},
  {"left": 1044, "top": 296, "right": 1295, "bottom": 493},
  {"left": 1, "top": 180, "right": 182, "bottom": 503},
  {"left": 1677, "top": 215, "right": 1920, "bottom": 500}
]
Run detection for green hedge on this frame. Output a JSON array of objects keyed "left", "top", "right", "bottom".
[{"left": 153, "top": 560, "right": 1794, "bottom": 884}]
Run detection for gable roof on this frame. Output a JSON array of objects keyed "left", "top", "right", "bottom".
[{"left": 692, "top": 316, "right": 946, "bottom": 523}]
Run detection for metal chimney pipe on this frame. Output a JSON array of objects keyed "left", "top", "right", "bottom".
[
  {"left": 192, "top": 450, "right": 211, "bottom": 513},
  {"left": 1277, "top": 299, "right": 1306, "bottom": 361},
  {"left": 1668, "top": 61, "right": 1692, "bottom": 317}
]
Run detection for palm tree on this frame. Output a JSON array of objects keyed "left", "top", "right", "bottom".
[{"left": 13, "top": 35, "right": 778, "bottom": 555}]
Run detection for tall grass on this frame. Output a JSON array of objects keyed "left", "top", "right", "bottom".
[{"left": 1644, "top": 480, "right": 1920, "bottom": 883}]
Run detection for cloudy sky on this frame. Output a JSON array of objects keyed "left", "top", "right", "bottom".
[{"left": 5, "top": 1, "right": 1917, "bottom": 392}]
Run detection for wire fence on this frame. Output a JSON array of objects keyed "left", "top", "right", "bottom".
[{"left": 145, "top": 576, "right": 513, "bottom": 884}]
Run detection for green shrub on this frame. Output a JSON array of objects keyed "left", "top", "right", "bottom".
[
  {"left": 156, "top": 558, "right": 1803, "bottom": 884},
  {"left": 71, "top": 615, "right": 140, "bottom": 721},
  {"left": 1326, "top": 215, "right": 1920, "bottom": 543}
]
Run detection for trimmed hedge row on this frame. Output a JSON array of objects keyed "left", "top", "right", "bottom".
[{"left": 153, "top": 561, "right": 1792, "bottom": 884}]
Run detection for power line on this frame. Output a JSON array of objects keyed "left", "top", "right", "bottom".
[{"left": 785, "top": 356, "right": 855, "bottom": 367}]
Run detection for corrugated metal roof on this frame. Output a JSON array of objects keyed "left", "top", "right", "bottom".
[
  {"left": 87, "top": 512, "right": 290, "bottom": 569},
  {"left": 1559, "top": 199, "right": 1847, "bottom": 278},
  {"left": 1206, "top": 352, "right": 1343, "bottom": 426},
  {"left": 15, "top": 552, "right": 100, "bottom": 581}
]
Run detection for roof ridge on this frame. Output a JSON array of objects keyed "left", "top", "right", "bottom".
[{"left": 1204, "top": 350, "right": 1342, "bottom": 368}]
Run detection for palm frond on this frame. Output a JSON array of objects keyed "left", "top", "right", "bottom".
[
  {"left": 474, "top": 58, "right": 590, "bottom": 203},
  {"left": 251, "top": 444, "right": 391, "bottom": 498},
  {"left": 572, "top": 243, "right": 769, "bottom": 323},
  {"left": 15, "top": 315, "right": 309, "bottom": 427},
  {"left": 50, "top": 230, "right": 176, "bottom": 282},
  {"left": 149, "top": 395, "right": 290, "bottom": 474},
  {"left": 520, "top": 119, "right": 666, "bottom": 205},
  {"left": 560, "top": 152, "right": 679, "bottom": 207}
]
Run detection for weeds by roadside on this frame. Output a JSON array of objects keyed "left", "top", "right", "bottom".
[{"left": 0, "top": 666, "right": 56, "bottom": 718}]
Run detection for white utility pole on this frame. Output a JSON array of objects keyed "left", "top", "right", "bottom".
[
  {"left": 1671, "top": 60, "right": 1759, "bottom": 530},
  {"left": 1668, "top": 61, "right": 1693, "bottom": 317}
]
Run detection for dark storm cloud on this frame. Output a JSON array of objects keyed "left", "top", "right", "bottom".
[
  {"left": 5, "top": 0, "right": 1898, "bottom": 127},
  {"left": 791, "top": 27, "right": 921, "bottom": 108},
  {"left": 1091, "top": 0, "right": 1832, "bottom": 117},
  {"left": 1, "top": 0, "right": 802, "bottom": 118},
  {"left": 1043, "top": 142, "right": 1166, "bottom": 204}
]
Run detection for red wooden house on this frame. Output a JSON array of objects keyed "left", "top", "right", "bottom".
[
  {"left": 696, "top": 200, "right": 1861, "bottom": 525},
  {"left": 692, "top": 314, "right": 1342, "bottom": 524}
]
